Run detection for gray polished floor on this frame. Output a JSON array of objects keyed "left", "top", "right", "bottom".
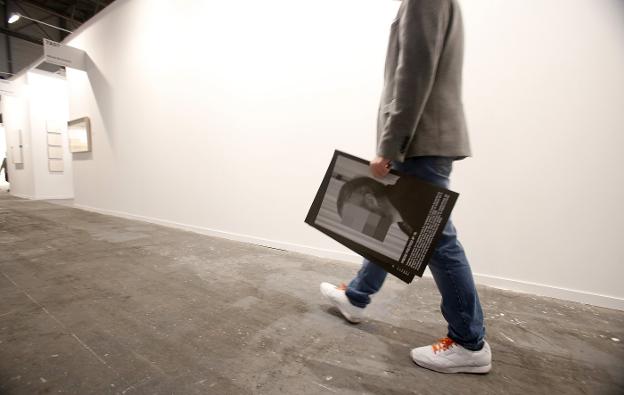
[{"left": 1, "top": 192, "right": 622, "bottom": 395}]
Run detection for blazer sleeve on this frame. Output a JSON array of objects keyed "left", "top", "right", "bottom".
[{"left": 377, "top": 0, "right": 450, "bottom": 161}]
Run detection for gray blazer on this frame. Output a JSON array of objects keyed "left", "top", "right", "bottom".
[{"left": 377, "top": 0, "right": 471, "bottom": 161}]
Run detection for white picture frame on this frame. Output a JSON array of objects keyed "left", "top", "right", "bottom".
[
  {"left": 47, "top": 132, "right": 63, "bottom": 146},
  {"left": 11, "top": 129, "right": 24, "bottom": 164},
  {"left": 48, "top": 145, "right": 64, "bottom": 159},
  {"left": 48, "top": 159, "right": 64, "bottom": 172},
  {"left": 46, "top": 119, "right": 65, "bottom": 134},
  {"left": 68, "top": 117, "right": 92, "bottom": 153}
]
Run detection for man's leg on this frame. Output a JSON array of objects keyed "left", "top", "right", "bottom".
[
  {"left": 345, "top": 259, "right": 388, "bottom": 308},
  {"left": 390, "top": 157, "right": 490, "bottom": 373},
  {"left": 394, "top": 156, "right": 485, "bottom": 350},
  {"left": 428, "top": 219, "right": 485, "bottom": 350},
  {"left": 319, "top": 259, "right": 387, "bottom": 323}
]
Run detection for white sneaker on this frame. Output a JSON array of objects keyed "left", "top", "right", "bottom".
[
  {"left": 410, "top": 338, "right": 492, "bottom": 374},
  {"left": 320, "top": 282, "right": 364, "bottom": 324}
]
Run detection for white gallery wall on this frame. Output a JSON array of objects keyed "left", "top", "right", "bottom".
[
  {"left": 1, "top": 71, "right": 73, "bottom": 199},
  {"left": 0, "top": 124, "right": 8, "bottom": 189},
  {"left": 455, "top": 0, "right": 624, "bottom": 308},
  {"left": 0, "top": 125, "right": 5, "bottom": 159},
  {"left": 2, "top": 75, "right": 35, "bottom": 198},
  {"left": 63, "top": 0, "right": 624, "bottom": 309},
  {"left": 26, "top": 71, "right": 74, "bottom": 199}
]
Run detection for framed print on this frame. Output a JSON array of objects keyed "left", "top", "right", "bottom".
[
  {"left": 305, "top": 150, "right": 458, "bottom": 283},
  {"left": 48, "top": 145, "right": 63, "bottom": 159},
  {"left": 48, "top": 159, "right": 64, "bottom": 172},
  {"left": 47, "top": 132, "right": 63, "bottom": 146},
  {"left": 68, "top": 117, "right": 92, "bottom": 153},
  {"left": 11, "top": 129, "right": 24, "bottom": 164},
  {"left": 46, "top": 119, "right": 65, "bottom": 134}
]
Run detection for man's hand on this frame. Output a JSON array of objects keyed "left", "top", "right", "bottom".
[{"left": 370, "top": 156, "right": 391, "bottom": 178}]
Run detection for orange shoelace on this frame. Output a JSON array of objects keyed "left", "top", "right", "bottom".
[
  {"left": 337, "top": 283, "right": 348, "bottom": 291},
  {"left": 431, "top": 337, "right": 455, "bottom": 354}
]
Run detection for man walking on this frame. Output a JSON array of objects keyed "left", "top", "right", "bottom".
[{"left": 320, "top": 0, "right": 491, "bottom": 374}]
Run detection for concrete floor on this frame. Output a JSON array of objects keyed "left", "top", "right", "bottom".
[{"left": 1, "top": 192, "right": 623, "bottom": 395}]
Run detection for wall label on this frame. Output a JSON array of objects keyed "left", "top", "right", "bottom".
[
  {"left": 0, "top": 79, "right": 15, "bottom": 96},
  {"left": 43, "top": 39, "right": 86, "bottom": 71}
]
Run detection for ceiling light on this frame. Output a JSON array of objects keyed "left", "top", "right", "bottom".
[
  {"left": 8, "top": 13, "right": 20, "bottom": 24},
  {"left": 8, "top": 12, "right": 72, "bottom": 33}
]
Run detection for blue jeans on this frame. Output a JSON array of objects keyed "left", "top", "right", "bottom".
[{"left": 345, "top": 156, "right": 485, "bottom": 351}]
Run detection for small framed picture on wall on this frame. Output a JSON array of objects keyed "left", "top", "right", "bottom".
[{"left": 68, "top": 117, "right": 92, "bottom": 153}]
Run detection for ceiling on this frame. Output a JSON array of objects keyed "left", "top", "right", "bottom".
[{"left": 1, "top": 0, "right": 115, "bottom": 78}]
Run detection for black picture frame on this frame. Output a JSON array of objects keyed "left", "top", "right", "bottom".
[{"left": 305, "top": 150, "right": 459, "bottom": 283}]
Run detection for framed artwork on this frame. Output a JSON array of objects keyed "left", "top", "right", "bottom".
[
  {"left": 11, "top": 129, "right": 24, "bottom": 164},
  {"left": 305, "top": 150, "right": 458, "bottom": 283},
  {"left": 46, "top": 119, "right": 64, "bottom": 134},
  {"left": 48, "top": 145, "right": 63, "bottom": 159},
  {"left": 48, "top": 159, "right": 64, "bottom": 172},
  {"left": 46, "top": 119, "right": 65, "bottom": 172},
  {"left": 47, "top": 133, "right": 63, "bottom": 146},
  {"left": 68, "top": 117, "right": 92, "bottom": 153}
]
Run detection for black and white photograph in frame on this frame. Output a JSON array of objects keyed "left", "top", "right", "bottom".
[{"left": 306, "top": 150, "right": 459, "bottom": 283}]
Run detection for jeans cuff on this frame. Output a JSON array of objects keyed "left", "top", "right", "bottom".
[
  {"left": 449, "top": 334, "right": 484, "bottom": 351},
  {"left": 345, "top": 288, "right": 368, "bottom": 309}
]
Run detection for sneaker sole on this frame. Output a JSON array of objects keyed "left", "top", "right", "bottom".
[
  {"left": 412, "top": 359, "right": 491, "bottom": 374},
  {"left": 333, "top": 304, "right": 362, "bottom": 324},
  {"left": 320, "top": 289, "right": 362, "bottom": 324}
]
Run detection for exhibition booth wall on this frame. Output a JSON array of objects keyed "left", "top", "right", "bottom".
[
  {"left": 16, "top": 0, "right": 621, "bottom": 309},
  {"left": 2, "top": 76, "right": 35, "bottom": 198},
  {"left": 1, "top": 71, "right": 73, "bottom": 200},
  {"left": 0, "top": 125, "right": 6, "bottom": 187}
]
